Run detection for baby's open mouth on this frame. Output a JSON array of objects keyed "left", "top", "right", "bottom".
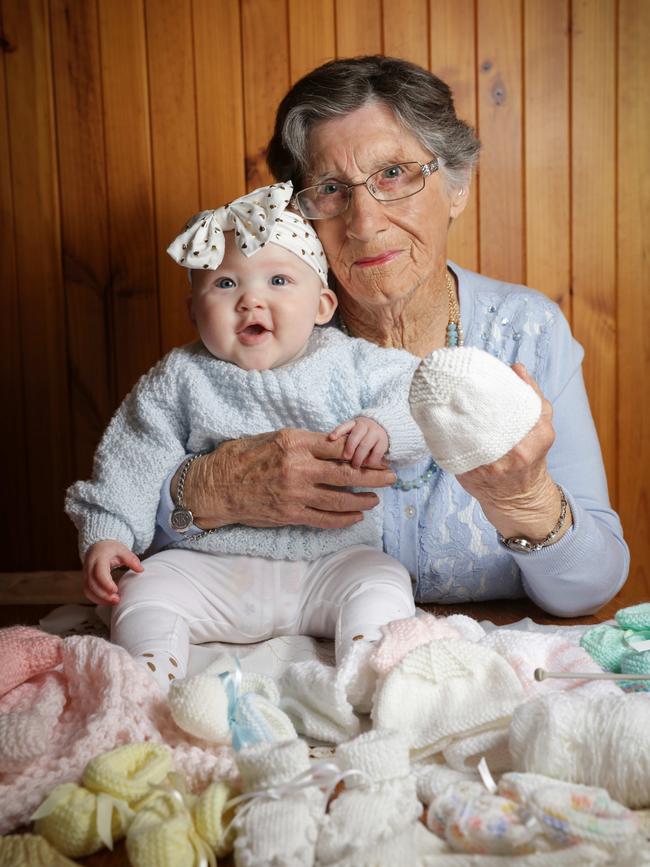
[{"left": 241, "top": 324, "right": 268, "bottom": 336}]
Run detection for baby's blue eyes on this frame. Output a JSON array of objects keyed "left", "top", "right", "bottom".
[
  {"left": 216, "top": 277, "right": 236, "bottom": 289},
  {"left": 215, "top": 275, "right": 289, "bottom": 288}
]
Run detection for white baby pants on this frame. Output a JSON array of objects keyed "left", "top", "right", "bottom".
[{"left": 111, "top": 544, "right": 415, "bottom": 690}]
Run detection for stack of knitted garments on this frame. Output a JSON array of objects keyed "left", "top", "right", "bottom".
[
  {"left": 580, "top": 602, "right": 650, "bottom": 689},
  {"left": 280, "top": 613, "right": 620, "bottom": 765},
  {"left": 0, "top": 626, "right": 236, "bottom": 833}
]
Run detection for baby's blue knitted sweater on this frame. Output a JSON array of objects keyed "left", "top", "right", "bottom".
[{"left": 65, "top": 328, "right": 426, "bottom": 561}]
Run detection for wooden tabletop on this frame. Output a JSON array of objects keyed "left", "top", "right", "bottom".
[{"left": 2, "top": 595, "right": 619, "bottom": 867}]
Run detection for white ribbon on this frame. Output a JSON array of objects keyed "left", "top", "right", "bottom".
[
  {"left": 223, "top": 761, "right": 368, "bottom": 834},
  {"left": 477, "top": 756, "right": 497, "bottom": 794},
  {"left": 166, "top": 181, "right": 328, "bottom": 285}
]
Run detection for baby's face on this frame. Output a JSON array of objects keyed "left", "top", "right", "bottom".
[{"left": 191, "top": 232, "right": 336, "bottom": 370}]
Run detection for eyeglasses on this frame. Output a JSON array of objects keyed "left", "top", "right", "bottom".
[{"left": 293, "top": 159, "right": 439, "bottom": 220}]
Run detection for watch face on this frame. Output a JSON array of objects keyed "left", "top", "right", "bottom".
[
  {"left": 171, "top": 507, "right": 193, "bottom": 532},
  {"left": 504, "top": 537, "right": 536, "bottom": 553}
]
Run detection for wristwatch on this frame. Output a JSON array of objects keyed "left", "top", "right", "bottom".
[
  {"left": 498, "top": 485, "right": 569, "bottom": 553},
  {"left": 170, "top": 454, "right": 201, "bottom": 533}
]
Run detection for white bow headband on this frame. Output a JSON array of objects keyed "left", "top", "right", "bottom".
[{"left": 166, "top": 181, "right": 328, "bottom": 287}]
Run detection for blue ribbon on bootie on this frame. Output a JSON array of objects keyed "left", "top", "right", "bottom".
[{"left": 218, "top": 661, "right": 272, "bottom": 751}]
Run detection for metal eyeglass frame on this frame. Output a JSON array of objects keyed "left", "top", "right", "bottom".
[{"left": 292, "top": 158, "right": 439, "bottom": 220}]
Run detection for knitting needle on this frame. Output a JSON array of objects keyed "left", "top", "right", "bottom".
[{"left": 534, "top": 667, "right": 650, "bottom": 682}]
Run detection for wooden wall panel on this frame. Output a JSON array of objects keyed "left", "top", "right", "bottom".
[
  {"left": 98, "top": 0, "right": 160, "bottom": 399},
  {"left": 1, "top": 0, "right": 649, "bottom": 601},
  {"left": 382, "top": 0, "right": 428, "bottom": 67},
  {"left": 477, "top": 0, "right": 524, "bottom": 284},
  {"left": 50, "top": 0, "right": 113, "bottom": 482},
  {"left": 524, "top": 0, "right": 570, "bottom": 317},
  {"left": 617, "top": 0, "right": 650, "bottom": 602},
  {"left": 429, "top": 0, "right": 479, "bottom": 272},
  {"left": 146, "top": 0, "right": 199, "bottom": 353},
  {"left": 335, "top": 0, "right": 382, "bottom": 56},
  {"left": 3, "top": 0, "right": 75, "bottom": 568},
  {"left": 571, "top": 0, "right": 617, "bottom": 495},
  {"left": 242, "top": 0, "right": 290, "bottom": 189},
  {"left": 288, "top": 0, "right": 335, "bottom": 84},
  {"left": 193, "top": 0, "right": 246, "bottom": 206},
  {"left": 0, "top": 24, "right": 29, "bottom": 569}
]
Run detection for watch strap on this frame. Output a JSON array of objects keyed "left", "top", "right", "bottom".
[{"left": 498, "top": 484, "right": 569, "bottom": 553}]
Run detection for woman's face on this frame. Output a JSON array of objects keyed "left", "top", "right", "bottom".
[{"left": 306, "top": 102, "right": 467, "bottom": 309}]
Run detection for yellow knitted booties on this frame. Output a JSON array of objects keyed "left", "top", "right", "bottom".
[
  {"left": 32, "top": 782, "right": 132, "bottom": 858},
  {"left": 83, "top": 742, "right": 172, "bottom": 806},
  {"left": 127, "top": 780, "right": 236, "bottom": 867},
  {"left": 32, "top": 744, "right": 171, "bottom": 858},
  {"left": 0, "top": 833, "right": 78, "bottom": 867},
  {"left": 193, "top": 780, "right": 236, "bottom": 858},
  {"left": 126, "top": 790, "right": 206, "bottom": 867}
]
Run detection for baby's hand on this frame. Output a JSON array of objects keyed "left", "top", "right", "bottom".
[
  {"left": 328, "top": 417, "right": 389, "bottom": 469},
  {"left": 83, "top": 540, "right": 143, "bottom": 606}
]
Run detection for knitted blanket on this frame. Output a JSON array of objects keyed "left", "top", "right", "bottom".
[{"left": 0, "top": 632, "right": 236, "bottom": 834}]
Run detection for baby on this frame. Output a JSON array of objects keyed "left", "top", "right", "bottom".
[{"left": 65, "top": 182, "right": 431, "bottom": 699}]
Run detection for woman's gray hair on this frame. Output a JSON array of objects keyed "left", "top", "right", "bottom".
[{"left": 267, "top": 55, "right": 480, "bottom": 195}]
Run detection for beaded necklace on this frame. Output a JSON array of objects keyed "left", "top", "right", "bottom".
[{"left": 340, "top": 269, "right": 462, "bottom": 491}]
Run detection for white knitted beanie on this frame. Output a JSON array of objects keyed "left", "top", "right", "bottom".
[
  {"left": 509, "top": 691, "right": 650, "bottom": 808},
  {"left": 409, "top": 347, "right": 542, "bottom": 474},
  {"left": 232, "top": 739, "right": 325, "bottom": 867},
  {"left": 316, "top": 730, "right": 422, "bottom": 867},
  {"left": 372, "top": 638, "right": 525, "bottom": 759}
]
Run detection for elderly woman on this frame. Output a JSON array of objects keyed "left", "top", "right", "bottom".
[{"left": 157, "top": 55, "right": 628, "bottom": 616}]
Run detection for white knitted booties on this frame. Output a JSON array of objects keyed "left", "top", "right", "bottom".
[
  {"left": 280, "top": 642, "right": 371, "bottom": 744},
  {"left": 315, "top": 729, "right": 422, "bottom": 867},
  {"left": 169, "top": 668, "right": 296, "bottom": 746},
  {"left": 232, "top": 738, "right": 325, "bottom": 867},
  {"left": 408, "top": 346, "right": 542, "bottom": 474}
]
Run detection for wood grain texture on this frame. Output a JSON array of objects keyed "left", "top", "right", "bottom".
[
  {"left": 382, "top": 0, "right": 428, "bottom": 67},
  {"left": 193, "top": 0, "right": 246, "bottom": 205},
  {"left": 616, "top": 0, "right": 650, "bottom": 602},
  {"left": 288, "top": 0, "right": 335, "bottom": 84},
  {"left": 429, "top": 0, "right": 479, "bottom": 272},
  {"left": 335, "top": 0, "right": 382, "bottom": 57},
  {"left": 0, "top": 27, "right": 29, "bottom": 569},
  {"left": 98, "top": 0, "right": 161, "bottom": 400},
  {"left": 1, "top": 1, "right": 648, "bottom": 603},
  {"left": 146, "top": 0, "right": 199, "bottom": 353},
  {"left": 571, "top": 0, "right": 617, "bottom": 496},
  {"left": 524, "top": 0, "right": 570, "bottom": 315},
  {"left": 3, "top": 0, "right": 75, "bottom": 568},
  {"left": 477, "top": 0, "right": 524, "bottom": 284},
  {"left": 242, "top": 0, "right": 290, "bottom": 189},
  {"left": 50, "top": 0, "right": 113, "bottom": 482}
]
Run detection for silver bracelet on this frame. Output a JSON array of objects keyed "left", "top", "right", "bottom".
[
  {"left": 171, "top": 453, "right": 222, "bottom": 542},
  {"left": 170, "top": 454, "right": 202, "bottom": 533},
  {"left": 498, "top": 484, "right": 569, "bottom": 553}
]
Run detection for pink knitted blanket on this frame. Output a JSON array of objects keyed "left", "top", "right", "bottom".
[{"left": 0, "top": 632, "right": 236, "bottom": 833}]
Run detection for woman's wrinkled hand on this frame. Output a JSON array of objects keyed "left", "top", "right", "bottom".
[
  {"left": 177, "top": 428, "right": 397, "bottom": 531},
  {"left": 456, "top": 364, "right": 568, "bottom": 541}
]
